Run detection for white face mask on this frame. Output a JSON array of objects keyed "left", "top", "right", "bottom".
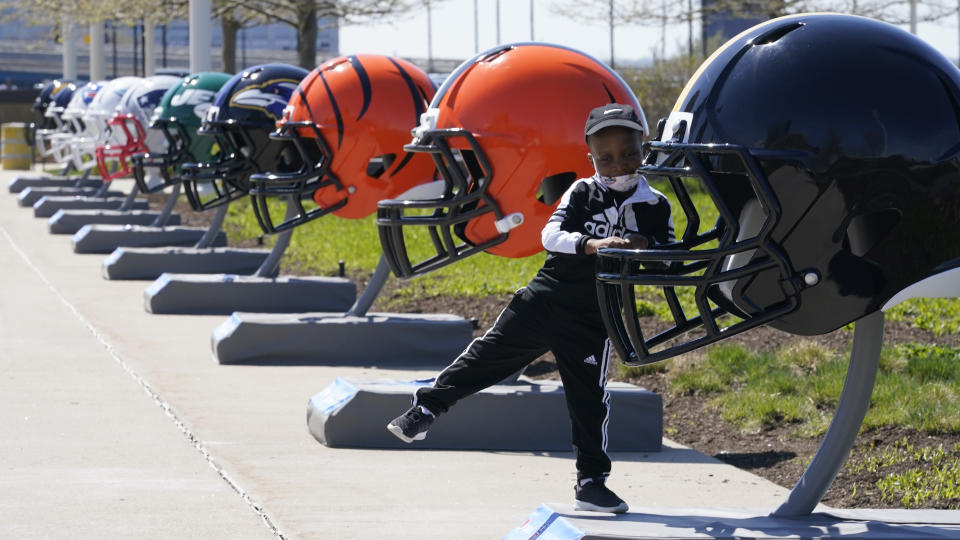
[{"left": 591, "top": 157, "right": 641, "bottom": 192}]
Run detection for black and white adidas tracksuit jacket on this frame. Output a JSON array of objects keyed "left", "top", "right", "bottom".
[
  {"left": 530, "top": 174, "right": 674, "bottom": 311},
  {"left": 414, "top": 174, "right": 672, "bottom": 478}
]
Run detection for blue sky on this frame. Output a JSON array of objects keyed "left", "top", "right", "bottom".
[{"left": 338, "top": 0, "right": 960, "bottom": 64}]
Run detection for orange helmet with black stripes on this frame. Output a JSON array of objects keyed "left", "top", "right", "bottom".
[
  {"left": 248, "top": 54, "right": 437, "bottom": 234},
  {"left": 376, "top": 43, "right": 646, "bottom": 278}
]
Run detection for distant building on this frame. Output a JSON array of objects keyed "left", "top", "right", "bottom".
[
  {"left": 160, "top": 18, "right": 339, "bottom": 55},
  {"left": 0, "top": 18, "right": 338, "bottom": 55},
  {"left": 701, "top": 0, "right": 767, "bottom": 54},
  {"left": 0, "top": 17, "right": 338, "bottom": 86}
]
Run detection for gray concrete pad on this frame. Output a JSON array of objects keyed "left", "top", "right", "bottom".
[
  {"left": 33, "top": 195, "right": 149, "bottom": 217},
  {"left": 72, "top": 225, "right": 223, "bottom": 254},
  {"left": 212, "top": 311, "right": 475, "bottom": 365},
  {"left": 101, "top": 245, "right": 263, "bottom": 280},
  {"left": 17, "top": 186, "right": 124, "bottom": 206},
  {"left": 0, "top": 166, "right": 821, "bottom": 539},
  {"left": 47, "top": 208, "right": 182, "bottom": 234},
  {"left": 144, "top": 273, "right": 357, "bottom": 315},
  {"left": 308, "top": 377, "right": 662, "bottom": 451},
  {"left": 8, "top": 174, "right": 102, "bottom": 193}
]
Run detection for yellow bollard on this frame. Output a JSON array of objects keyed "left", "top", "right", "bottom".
[{"left": 1, "top": 122, "right": 32, "bottom": 170}]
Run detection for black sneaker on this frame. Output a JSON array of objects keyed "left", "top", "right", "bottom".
[
  {"left": 574, "top": 477, "right": 629, "bottom": 513},
  {"left": 387, "top": 405, "right": 434, "bottom": 443}
]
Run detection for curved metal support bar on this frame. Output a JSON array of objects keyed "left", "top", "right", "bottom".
[
  {"left": 150, "top": 183, "right": 181, "bottom": 227},
  {"left": 346, "top": 254, "right": 392, "bottom": 317},
  {"left": 92, "top": 176, "right": 111, "bottom": 197},
  {"left": 67, "top": 165, "right": 87, "bottom": 186},
  {"left": 194, "top": 204, "right": 229, "bottom": 249},
  {"left": 118, "top": 181, "right": 141, "bottom": 212},
  {"left": 772, "top": 310, "right": 885, "bottom": 517},
  {"left": 254, "top": 198, "right": 298, "bottom": 278}
]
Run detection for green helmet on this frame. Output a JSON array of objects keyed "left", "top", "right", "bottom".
[{"left": 132, "top": 71, "right": 232, "bottom": 193}]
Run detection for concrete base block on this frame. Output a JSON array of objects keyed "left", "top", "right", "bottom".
[
  {"left": 8, "top": 175, "right": 102, "bottom": 193},
  {"left": 102, "top": 246, "right": 270, "bottom": 280},
  {"left": 73, "top": 225, "right": 225, "bottom": 254},
  {"left": 307, "top": 377, "right": 663, "bottom": 451},
  {"left": 144, "top": 273, "right": 357, "bottom": 315},
  {"left": 33, "top": 196, "right": 148, "bottom": 217},
  {"left": 18, "top": 186, "right": 123, "bottom": 206},
  {"left": 48, "top": 209, "right": 181, "bottom": 234},
  {"left": 504, "top": 504, "right": 960, "bottom": 539},
  {"left": 212, "top": 312, "right": 475, "bottom": 366}
]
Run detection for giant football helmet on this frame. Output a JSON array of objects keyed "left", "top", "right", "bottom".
[
  {"left": 32, "top": 79, "right": 73, "bottom": 130},
  {"left": 596, "top": 13, "right": 960, "bottom": 365},
  {"left": 376, "top": 43, "right": 646, "bottom": 278},
  {"left": 248, "top": 54, "right": 438, "bottom": 234},
  {"left": 76, "top": 76, "right": 143, "bottom": 173},
  {"left": 34, "top": 81, "right": 76, "bottom": 159},
  {"left": 95, "top": 75, "right": 183, "bottom": 183},
  {"left": 130, "top": 72, "right": 231, "bottom": 194},
  {"left": 52, "top": 81, "right": 104, "bottom": 167},
  {"left": 181, "top": 63, "right": 309, "bottom": 211}
]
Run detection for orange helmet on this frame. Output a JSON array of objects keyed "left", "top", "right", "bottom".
[
  {"left": 248, "top": 54, "right": 438, "bottom": 234},
  {"left": 377, "top": 43, "right": 647, "bottom": 278}
]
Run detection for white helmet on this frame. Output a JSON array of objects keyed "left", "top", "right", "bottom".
[
  {"left": 76, "top": 76, "right": 142, "bottom": 172},
  {"left": 95, "top": 75, "right": 182, "bottom": 183},
  {"left": 49, "top": 81, "right": 104, "bottom": 167}
]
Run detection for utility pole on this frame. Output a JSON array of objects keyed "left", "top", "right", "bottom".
[
  {"left": 496, "top": 0, "right": 501, "bottom": 44},
  {"left": 144, "top": 19, "right": 155, "bottom": 76},
  {"left": 910, "top": 0, "right": 917, "bottom": 33},
  {"left": 427, "top": 2, "right": 434, "bottom": 73},
  {"left": 111, "top": 21, "right": 118, "bottom": 78},
  {"left": 90, "top": 21, "right": 105, "bottom": 81},
  {"left": 474, "top": 0, "right": 479, "bottom": 52},
  {"left": 162, "top": 25, "right": 167, "bottom": 68},
  {"left": 132, "top": 23, "right": 139, "bottom": 76},
  {"left": 189, "top": 0, "right": 213, "bottom": 72},
  {"left": 530, "top": 0, "right": 534, "bottom": 41},
  {"left": 61, "top": 15, "right": 77, "bottom": 80},
  {"left": 609, "top": 0, "right": 614, "bottom": 68}
]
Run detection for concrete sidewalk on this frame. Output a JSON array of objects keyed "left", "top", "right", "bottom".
[{"left": 0, "top": 168, "right": 793, "bottom": 539}]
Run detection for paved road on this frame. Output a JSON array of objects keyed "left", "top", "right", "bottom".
[{"left": 0, "top": 168, "right": 792, "bottom": 539}]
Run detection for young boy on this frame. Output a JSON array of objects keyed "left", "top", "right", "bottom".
[{"left": 387, "top": 103, "right": 673, "bottom": 513}]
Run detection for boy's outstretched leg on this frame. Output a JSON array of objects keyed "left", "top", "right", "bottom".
[{"left": 387, "top": 405, "right": 435, "bottom": 443}]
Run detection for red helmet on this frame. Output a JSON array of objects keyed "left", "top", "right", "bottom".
[
  {"left": 377, "top": 43, "right": 647, "bottom": 278},
  {"left": 248, "top": 54, "right": 438, "bottom": 234},
  {"left": 94, "top": 75, "right": 182, "bottom": 183}
]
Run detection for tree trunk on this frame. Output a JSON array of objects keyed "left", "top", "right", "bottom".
[
  {"left": 297, "top": 1, "right": 318, "bottom": 69},
  {"left": 221, "top": 15, "right": 239, "bottom": 74}
]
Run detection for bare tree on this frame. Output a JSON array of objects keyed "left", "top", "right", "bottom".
[
  {"left": 551, "top": 0, "right": 959, "bottom": 62},
  {"left": 217, "top": 0, "right": 420, "bottom": 69}
]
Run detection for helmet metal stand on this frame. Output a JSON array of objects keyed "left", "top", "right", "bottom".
[
  {"left": 141, "top": 196, "right": 355, "bottom": 315},
  {"left": 773, "top": 310, "right": 884, "bottom": 517}
]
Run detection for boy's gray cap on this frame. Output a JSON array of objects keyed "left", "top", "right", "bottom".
[{"left": 584, "top": 103, "right": 645, "bottom": 139}]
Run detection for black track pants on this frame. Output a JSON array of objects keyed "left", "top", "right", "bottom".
[{"left": 414, "top": 286, "right": 613, "bottom": 477}]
